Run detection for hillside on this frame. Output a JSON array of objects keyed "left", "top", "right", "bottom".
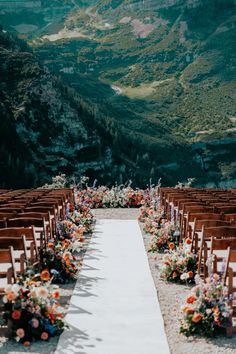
[
  {"left": 0, "top": 0, "right": 236, "bottom": 187},
  {"left": 0, "top": 29, "right": 111, "bottom": 188}
]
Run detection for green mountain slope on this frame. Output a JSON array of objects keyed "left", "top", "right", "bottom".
[{"left": 0, "top": 0, "right": 236, "bottom": 186}]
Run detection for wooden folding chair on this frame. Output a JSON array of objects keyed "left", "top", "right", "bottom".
[
  {"left": 0, "top": 227, "right": 39, "bottom": 264},
  {"left": 6, "top": 217, "right": 48, "bottom": 246},
  {"left": 0, "top": 236, "right": 28, "bottom": 274},
  {"left": 222, "top": 247, "right": 236, "bottom": 336},
  {"left": 209, "top": 237, "right": 236, "bottom": 274},
  {"left": 0, "top": 247, "right": 16, "bottom": 294},
  {"left": 191, "top": 219, "right": 230, "bottom": 252},
  {"left": 198, "top": 226, "right": 236, "bottom": 278}
]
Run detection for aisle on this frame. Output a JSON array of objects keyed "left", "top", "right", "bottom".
[{"left": 56, "top": 219, "right": 170, "bottom": 354}]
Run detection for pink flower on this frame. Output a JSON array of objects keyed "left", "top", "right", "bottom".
[
  {"left": 41, "top": 332, "right": 49, "bottom": 341},
  {"left": 16, "top": 328, "right": 25, "bottom": 338}
]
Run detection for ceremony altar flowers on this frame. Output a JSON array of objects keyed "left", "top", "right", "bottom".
[
  {"left": 180, "top": 274, "right": 232, "bottom": 337},
  {"left": 3, "top": 281, "right": 65, "bottom": 345},
  {"left": 76, "top": 185, "right": 148, "bottom": 209},
  {"left": 160, "top": 239, "right": 197, "bottom": 283}
]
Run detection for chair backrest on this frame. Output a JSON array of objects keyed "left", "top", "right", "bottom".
[
  {"left": 0, "top": 247, "right": 17, "bottom": 283},
  {"left": 185, "top": 206, "right": 215, "bottom": 214},
  {"left": 0, "top": 212, "right": 17, "bottom": 219},
  {"left": 0, "top": 207, "right": 24, "bottom": 213},
  {"left": 0, "top": 235, "right": 28, "bottom": 272},
  {"left": 194, "top": 219, "right": 230, "bottom": 231},
  {"left": 7, "top": 217, "right": 45, "bottom": 228},
  {"left": 222, "top": 247, "right": 236, "bottom": 292},
  {"left": 187, "top": 212, "right": 222, "bottom": 222},
  {"left": 210, "top": 236, "right": 236, "bottom": 253},
  {"left": 216, "top": 206, "right": 236, "bottom": 214},
  {"left": 223, "top": 214, "right": 236, "bottom": 222},
  {"left": 17, "top": 212, "right": 50, "bottom": 222},
  {"left": 203, "top": 226, "right": 236, "bottom": 238}
]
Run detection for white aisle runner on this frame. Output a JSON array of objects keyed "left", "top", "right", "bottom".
[{"left": 56, "top": 219, "right": 170, "bottom": 354}]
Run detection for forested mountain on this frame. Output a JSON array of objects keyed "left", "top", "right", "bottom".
[{"left": 0, "top": 0, "right": 236, "bottom": 187}]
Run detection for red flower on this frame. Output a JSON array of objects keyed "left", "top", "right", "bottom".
[{"left": 12, "top": 310, "right": 21, "bottom": 320}]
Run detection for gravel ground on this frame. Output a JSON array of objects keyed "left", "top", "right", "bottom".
[{"left": 1, "top": 208, "right": 236, "bottom": 354}]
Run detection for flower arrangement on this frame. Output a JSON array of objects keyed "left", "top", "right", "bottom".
[
  {"left": 160, "top": 239, "right": 197, "bottom": 283},
  {"left": 149, "top": 221, "right": 180, "bottom": 253},
  {"left": 76, "top": 186, "right": 154, "bottom": 209},
  {"left": 3, "top": 281, "right": 65, "bottom": 345},
  {"left": 180, "top": 274, "right": 232, "bottom": 337},
  {"left": 40, "top": 234, "right": 83, "bottom": 284}
]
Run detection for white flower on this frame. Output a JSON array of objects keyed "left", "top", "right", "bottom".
[
  {"left": 206, "top": 309, "right": 212, "bottom": 315},
  {"left": 180, "top": 273, "right": 188, "bottom": 280},
  {"left": 12, "top": 283, "right": 20, "bottom": 294},
  {"left": 2, "top": 295, "right": 8, "bottom": 304},
  {"left": 4, "top": 284, "right": 12, "bottom": 294}
]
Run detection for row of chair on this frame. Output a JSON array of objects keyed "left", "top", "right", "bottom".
[{"left": 160, "top": 187, "right": 236, "bottom": 335}]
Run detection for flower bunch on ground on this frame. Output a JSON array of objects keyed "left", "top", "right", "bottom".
[
  {"left": 160, "top": 238, "right": 197, "bottom": 283},
  {"left": 149, "top": 221, "right": 180, "bottom": 253},
  {"left": 180, "top": 274, "right": 232, "bottom": 337},
  {"left": 3, "top": 280, "right": 65, "bottom": 345},
  {"left": 67, "top": 204, "right": 95, "bottom": 234},
  {"left": 40, "top": 241, "right": 79, "bottom": 283}
]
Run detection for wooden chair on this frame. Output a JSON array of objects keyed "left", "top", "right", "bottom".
[
  {"left": 191, "top": 219, "right": 231, "bottom": 252},
  {"left": 0, "top": 247, "right": 16, "bottom": 294},
  {"left": 6, "top": 217, "right": 48, "bottom": 246},
  {"left": 0, "top": 236, "right": 28, "bottom": 274},
  {"left": 24, "top": 206, "right": 57, "bottom": 234},
  {"left": 180, "top": 206, "right": 215, "bottom": 241},
  {"left": 0, "top": 227, "right": 39, "bottom": 264},
  {"left": 198, "top": 226, "right": 236, "bottom": 278},
  {"left": 209, "top": 237, "right": 236, "bottom": 274},
  {"left": 222, "top": 247, "right": 236, "bottom": 336},
  {"left": 17, "top": 212, "right": 52, "bottom": 238}
]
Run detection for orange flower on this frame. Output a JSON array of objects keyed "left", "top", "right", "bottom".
[
  {"left": 63, "top": 252, "right": 71, "bottom": 262},
  {"left": 51, "top": 290, "right": 60, "bottom": 299},
  {"left": 186, "top": 295, "right": 197, "bottom": 304},
  {"left": 23, "top": 341, "right": 31, "bottom": 347},
  {"left": 172, "top": 271, "right": 178, "bottom": 278},
  {"left": 192, "top": 313, "right": 203, "bottom": 323},
  {"left": 169, "top": 242, "right": 175, "bottom": 250},
  {"left": 62, "top": 240, "right": 71, "bottom": 249},
  {"left": 47, "top": 242, "right": 54, "bottom": 249},
  {"left": 41, "top": 332, "right": 49, "bottom": 341},
  {"left": 182, "top": 306, "right": 195, "bottom": 315},
  {"left": 12, "top": 310, "right": 21, "bottom": 320},
  {"left": 40, "top": 269, "right": 50, "bottom": 281},
  {"left": 185, "top": 238, "right": 192, "bottom": 245},
  {"left": 7, "top": 291, "right": 17, "bottom": 302},
  {"left": 187, "top": 271, "right": 194, "bottom": 278}
]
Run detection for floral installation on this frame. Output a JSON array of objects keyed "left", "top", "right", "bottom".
[
  {"left": 76, "top": 185, "right": 154, "bottom": 209},
  {"left": 3, "top": 280, "right": 65, "bottom": 345},
  {"left": 160, "top": 238, "right": 197, "bottom": 283},
  {"left": 180, "top": 273, "right": 232, "bottom": 337},
  {"left": 40, "top": 242, "right": 79, "bottom": 284},
  {"left": 67, "top": 204, "right": 95, "bottom": 234},
  {"left": 148, "top": 221, "right": 180, "bottom": 253}
]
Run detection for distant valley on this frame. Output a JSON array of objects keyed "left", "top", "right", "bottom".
[{"left": 0, "top": 0, "right": 236, "bottom": 187}]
